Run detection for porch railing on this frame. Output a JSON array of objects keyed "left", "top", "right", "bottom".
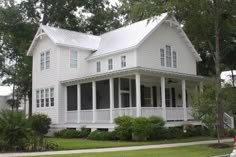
[
  {"left": 113, "top": 107, "right": 136, "bottom": 119},
  {"left": 141, "top": 107, "right": 163, "bottom": 117},
  {"left": 96, "top": 109, "right": 110, "bottom": 123},
  {"left": 166, "top": 107, "right": 184, "bottom": 121},
  {"left": 67, "top": 111, "right": 78, "bottom": 123},
  {"left": 80, "top": 110, "right": 93, "bottom": 123}
]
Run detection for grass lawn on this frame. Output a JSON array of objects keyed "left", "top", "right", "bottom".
[
  {"left": 48, "top": 137, "right": 217, "bottom": 150},
  {"left": 31, "top": 143, "right": 233, "bottom": 157}
]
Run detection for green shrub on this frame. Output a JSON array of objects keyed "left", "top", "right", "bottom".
[
  {"left": 54, "top": 129, "right": 79, "bottom": 138},
  {"left": 166, "top": 127, "right": 185, "bottom": 139},
  {"left": 30, "top": 113, "right": 51, "bottom": 136},
  {"left": 114, "top": 116, "right": 133, "bottom": 140},
  {"left": 132, "top": 117, "right": 152, "bottom": 141},
  {"left": 225, "top": 129, "right": 236, "bottom": 137},
  {"left": 88, "top": 131, "right": 116, "bottom": 140},
  {"left": 0, "top": 110, "right": 32, "bottom": 150},
  {"left": 79, "top": 127, "right": 91, "bottom": 138}
]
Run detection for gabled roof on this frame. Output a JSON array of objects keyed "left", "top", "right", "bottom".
[
  {"left": 27, "top": 13, "right": 201, "bottom": 62},
  {"left": 88, "top": 13, "right": 168, "bottom": 59},
  {"left": 27, "top": 25, "right": 100, "bottom": 56}
]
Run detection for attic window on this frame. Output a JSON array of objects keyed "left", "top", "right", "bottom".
[
  {"left": 97, "top": 61, "right": 101, "bottom": 72},
  {"left": 166, "top": 45, "right": 172, "bottom": 67}
]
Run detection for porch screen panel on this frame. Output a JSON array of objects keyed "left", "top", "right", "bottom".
[
  {"left": 114, "top": 78, "right": 119, "bottom": 108},
  {"left": 67, "top": 85, "right": 77, "bottom": 111},
  {"left": 96, "top": 80, "right": 110, "bottom": 109},
  {"left": 171, "top": 88, "right": 176, "bottom": 107},
  {"left": 152, "top": 86, "right": 157, "bottom": 107},
  {"left": 131, "top": 79, "right": 136, "bottom": 107},
  {"left": 81, "top": 83, "right": 92, "bottom": 110},
  {"left": 141, "top": 85, "right": 144, "bottom": 107}
]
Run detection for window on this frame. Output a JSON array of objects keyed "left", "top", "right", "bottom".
[
  {"left": 70, "top": 49, "right": 78, "bottom": 68},
  {"left": 160, "top": 49, "right": 165, "bottom": 66},
  {"left": 173, "top": 51, "right": 177, "bottom": 68},
  {"left": 108, "top": 59, "right": 113, "bottom": 70},
  {"left": 166, "top": 45, "right": 172, "bottom": 67},
  {"left": 45, "top": 51, "right": 50, "bottom": 69},
  {"left": 45, "top": 88, "right": 49, "bottom": 107},
  {"left": 97, "top": 61, "right": 101, "bottom": 72},
  {"left": 50, "top": 88, "right": 54, "bottom": 107},
  {"left": 36, "top": 90, "right": 40, "bottom": 108},
  {"left": 144, "top": 86, "right": 152, "bottom": 106},
  {"left": 40, "top": 53, "right": 45, "bottom": 70},
  {"left": 40, "top": 89, "right": 44, "bottom": 107},
  {"left": 121, "top": 56, "right": 126, "bottom": 67}
]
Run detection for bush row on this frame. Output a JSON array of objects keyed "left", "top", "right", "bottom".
[{"left": 54, "top": 127, "right": 91, "bottom": 138}]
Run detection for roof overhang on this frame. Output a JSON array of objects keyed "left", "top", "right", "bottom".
[{"left": 61, "top": 67, "right": 208, "bottom": 85}]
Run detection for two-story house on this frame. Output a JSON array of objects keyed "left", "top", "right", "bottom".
[{"left": 27, "top": 13, "right": 209, "bottom": 131}]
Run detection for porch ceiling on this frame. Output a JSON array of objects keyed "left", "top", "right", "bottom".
[{"left": 61, "top": 67, "right": 209, "bottom": 85}]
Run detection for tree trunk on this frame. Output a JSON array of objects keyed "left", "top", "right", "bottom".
[
  {"left": 231, "top": 69, "right": 235, "bottom": 87},
  {"left": 213, "top": 0, "right": 224, "bottom": 143}
]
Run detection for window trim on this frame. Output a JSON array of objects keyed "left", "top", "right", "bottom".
[
  {"left": 45, "top": 50, "right": 50, "bottom": 69},
  {"left": 40, "top": 49, "right": 51, "bottom": 71},
  {"left": 160, "top": 48, "right": 165, "bottom": 66},
  {"left": 36, "top": 86, "right": 55, "bottom": 108},
  {"left": 40, "top": 53, "right": 45, "bottom": 71},
  {"left": 70, "top": 49, "right": 78, "bottom": 68},
  {"left": 173, "top": 51, "right": 177, "bottom": 68}
]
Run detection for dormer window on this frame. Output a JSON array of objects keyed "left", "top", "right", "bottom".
[
  {"left": 97, "top": 61, "right": 101, "bottom": 72},
  {"left": 166, "top": 45, "right": 172, "bottom": 67},
  {"left": 121, "top": 56, "right": 126, "bottom": 68},
  {"left": 70, "top": 49, "right": 78, "bottom": 68}
]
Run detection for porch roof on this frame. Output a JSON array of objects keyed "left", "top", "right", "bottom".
[{"left": 61, "top": 67, "right": 209, "bottom": 85}]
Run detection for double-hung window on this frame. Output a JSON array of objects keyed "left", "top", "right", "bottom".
[
  {"left": 97, "top": 61, "right": 101, "bottom": 72},
  {"left": 45, "top": 51, "right": 50, "bottom": 69},
  {"left": 121, "top": 56, "right": 126, "bottom": 68},
  {"left": 50, "top": 88, "right": 54, "bottom": 107},
  {"left": 166, "top": 45, "right": 172, "bottom": 67},
  {"left": 40, "top": 89, "right": 44, "bottom": 107},
  {"left": 173, "top": 51, "right": 177, "bottom": 68},
  {"left": 36, "top": 90, "right": 40, "bottom": 108},
  {"left": 40, "top": 53, "right": 45, "bottom": 70},
  {"left": 45, "top": 88, "right": 49, "bottom": 107},
  {"left": 70, "top": 49, "right": 78, "bottom": 68},
  {"left": 108, "top": 59, "right": 113, "bottom": 70},
  {"left": 160, "top": 49, "right": 165, "bottom": 66}
]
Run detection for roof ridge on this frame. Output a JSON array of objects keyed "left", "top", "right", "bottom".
[{"left": 41, "top": 25, "right": 100, "bottom": 38}]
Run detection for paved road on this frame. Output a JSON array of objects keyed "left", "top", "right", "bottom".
[{"left": 0, "top": 139, "right": 233, "bottom": 157}]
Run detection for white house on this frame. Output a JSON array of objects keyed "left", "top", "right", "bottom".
[
  {"left": 27, "top": 13, "right": 232, "bottom": 131},
  {"left": 0, "top": 86, "right": 12, "bottom": 110}
]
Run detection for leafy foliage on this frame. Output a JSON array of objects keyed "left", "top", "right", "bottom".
[
  {"left": 114, "top": 116, "right": 133, "bottom": 140},
  {"left": 54, "top": 129, "right": 80, "bottom": 138},
  {"left": 88, "top": 130, "right": 116, "bottom": 141},
  {"left": 30, "top": 113, "right": 51, "bottom": 136}
]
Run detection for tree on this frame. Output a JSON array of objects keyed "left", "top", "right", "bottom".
[{"left": 118, "top": 0, "right": 236, "bottom": 143}]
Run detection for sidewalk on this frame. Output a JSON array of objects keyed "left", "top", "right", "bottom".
[{"left": 0, "top": 139, "right": 233, "bottom": 157}]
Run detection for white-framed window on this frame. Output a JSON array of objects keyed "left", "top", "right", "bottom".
[
  {"left": 70, "top": 49, "right": 78, "bottom": 68},
  {"left": 40, "top": 53, "right": 45, "bottom": 70},
  {"left": 36, "top": 90, "right": 40, "bottom": 108},
  {"left": 50, "top": 88, "right": 54, "bottom": 107},
  {"left": 173, "top": 51, "right": 177, "bottom": 68},
  {"left": 121, "top": 56, "right": 126, "bottom": 67},
  {"left": 45, "top": 50, "right": 50, "bottom": 69},
  {"left": 108, "top": 59, "right": 113, "bottom": 70},
  {"left": 97, "top": 61, "right": 101, "bottom": 72},
  {"left": 160, "top": 48, "right": 165, "bottom": 66},
  {"left": 144, "top": 86, "right": 152, "bottom": 106},
  {"left": 40, "top": 89, "right": 44, "bottom": 107},
  {"left": 166, "top": 45, "right": 172, "bottom": 67},
  {"left": 45, "top": 88, "right": 49, "bottom": 107}
]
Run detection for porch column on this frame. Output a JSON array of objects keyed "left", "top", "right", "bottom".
[
  {"left": 135, "top": 73, "right": 141, "bottom": 117},
  {"left": 92, "top": 81, "right": 96, "bottom": 123},
  {"left": 161, "top": 77, "right": 166, "bottom": 120},
  {"left": 109, "top": 78, "right": 114, "bottom": 123},
  {"left": 182, "top": 80, "right": 187, "bottom": 121},
  {"left": 64, "top": 86, "right": 68, "bottom": 123},
  {"left": 77, "top": 84, "right": 81, "bottom": 123}
]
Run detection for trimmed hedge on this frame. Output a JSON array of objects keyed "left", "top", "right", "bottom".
[
  {"left": 54, "top": 129, "right": 80, "bottom": 138},
  {"left": 88, "top": 131, "right": 116, "bottom": 141},
  {"left": 114, "top": 116, "right": 133, "bottom": 140}
]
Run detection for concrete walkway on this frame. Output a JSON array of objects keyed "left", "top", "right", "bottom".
[{"left": 0, "top": 139, "right": 233, "bottom": 157}]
